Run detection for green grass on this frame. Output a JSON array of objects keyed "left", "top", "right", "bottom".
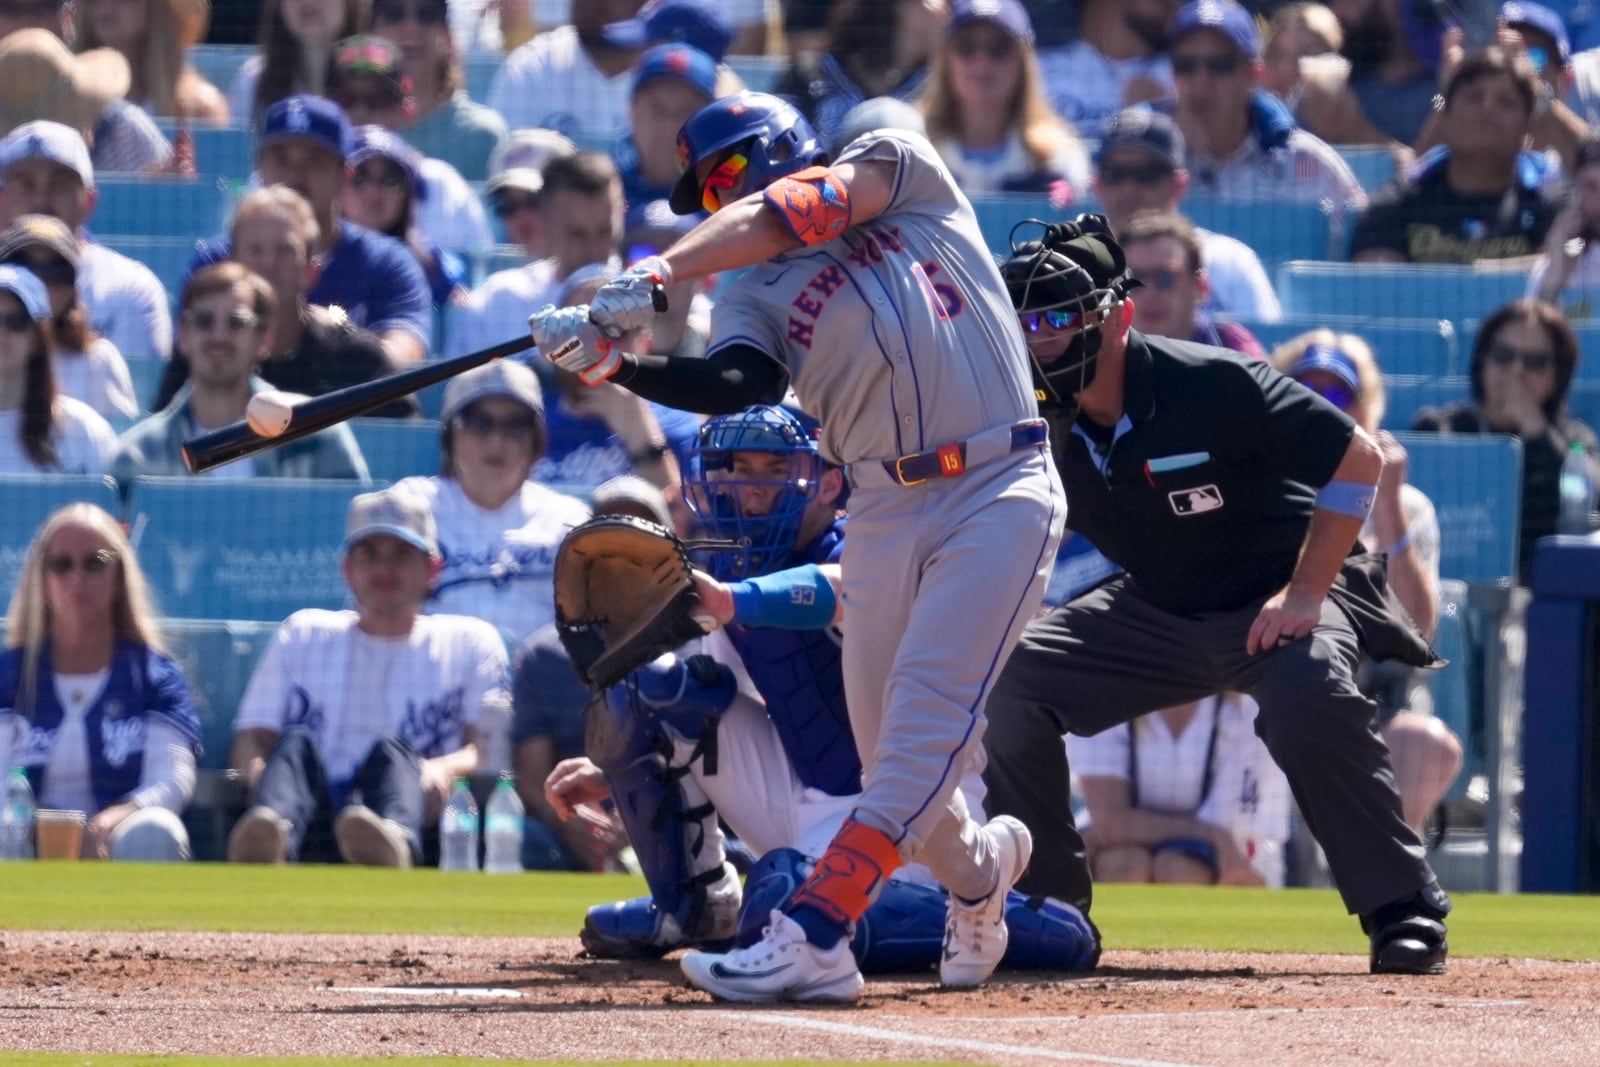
[{"left": 2, "top": 863, "right": 1597, "bottom": 960}]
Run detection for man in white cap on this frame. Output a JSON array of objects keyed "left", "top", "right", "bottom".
[
  {"left": 228, "top": 486, "right": 510, "bottom": 867},
  {"left": 484, "top": 128, "right": 580, "bottom": 261},
  {"left": 0, "top": 120, "right": 173, "bottom": 359}
]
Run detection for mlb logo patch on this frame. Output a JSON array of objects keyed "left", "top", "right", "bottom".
[{"left": 1169, "top": 485, "right": 1224, "bottom": 516}]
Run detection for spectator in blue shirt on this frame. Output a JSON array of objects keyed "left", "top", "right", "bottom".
[{"left": 188, "top": 95, "right": 432, "bottom": 366}]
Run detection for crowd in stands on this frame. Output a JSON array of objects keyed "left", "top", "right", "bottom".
[{"left": 4, "top": 0, "right": 1600, "bottom": 874}]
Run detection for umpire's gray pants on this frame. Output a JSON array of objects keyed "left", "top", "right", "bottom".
[{"left": 982, "top": 576, "right": 1437, "bottom": 919}]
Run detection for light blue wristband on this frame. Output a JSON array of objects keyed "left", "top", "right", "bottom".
[
  {"left": 727, "top": 563, "right": 837, "bottom": 629},
  {"left": 1314, "top": 479, "right": 1377, "bottom": 520}
]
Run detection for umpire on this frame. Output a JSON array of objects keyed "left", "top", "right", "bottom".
[{"left": 982, "top": 215, "right": 1452, "bottom": 975}]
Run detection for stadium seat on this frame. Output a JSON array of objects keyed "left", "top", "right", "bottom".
[
  {"left": 1336, "top": 145, "right": 1400, "bottom": 194},
  {"left": 186, "top": 44, "right": 253, "bottom": 107},
  {"left": 127, "top": 477, "right": 360, "bottom": 621},
  {"left": 185, "top": 125, "right": 256, "bottom": 182},
  {"left": 93, "top": 178, "right": 238, "bottom": 240},
  {"left": 0, "top": 474, "right": 122, "bottom": 601},
  {"left": 1394, "top": 431, "right": 1523, "bottom": 584},
  {"left": 1381, "top": 376, "right": 1470, "bottom": 430},
  {"left": 348, "top": 418, "right": 442, "bottom": 484},
  {"left": 1277, "top": 261, "right": 1529, "bottom": 322},
  {"left": 123, "top": 357, "right": 170, "bottom": 415},
  {"left": 1233, "top": 315, "right": 1460, "bottom": 377},
  {"left": 1429, "top": 578, "right": 1479, "bottom": 798},
  {"left": 98, "top": 236, "right": 203, "bottom": 313},
  {"left": 160, "top": 617, "right": 280, "bottom": 770}
]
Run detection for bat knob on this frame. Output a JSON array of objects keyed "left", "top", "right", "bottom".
[{"left": 651, "top": 283, "right": 669, "bottom": 313}]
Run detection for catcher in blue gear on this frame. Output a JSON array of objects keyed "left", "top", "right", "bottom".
[{"left": 553, "top": 405, "right": 1099, "bottom": 974}]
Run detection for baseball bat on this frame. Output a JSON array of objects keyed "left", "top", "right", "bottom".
[{"left": 180, "top": 334, "right": 537, "bottom": 474}]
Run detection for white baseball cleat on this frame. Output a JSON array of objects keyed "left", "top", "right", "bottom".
[
  {"left": 680, "top": 910, "right": 864, "bottom": 1004},
  {"left": 941, "top": 815, "right": 1034, "bottom": 988}
]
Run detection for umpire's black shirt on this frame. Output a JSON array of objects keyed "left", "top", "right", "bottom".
[{"left": 1053, "top": 331, "right": 1356, "bottom": 615}]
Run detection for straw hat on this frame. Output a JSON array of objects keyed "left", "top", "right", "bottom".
[{"left": 0, "top": 29, "right": 131, "bottom": 137}]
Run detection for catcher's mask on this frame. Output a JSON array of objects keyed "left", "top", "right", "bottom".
[
  {"left": 685, "top": 404, "right": 824, "bottom": 580},
  {"left": 1000, "top": 213, "right": 1140, "bottom": 406}
]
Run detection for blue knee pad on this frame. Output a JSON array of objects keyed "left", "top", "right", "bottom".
[
  {"left": 738, "top": 849, "right": 1102, "bottom": 974},
  {"left": 737, "top": 848, "right": 945, "bottom": 973},
  {"left": 1001, "top": 893, "right": 1102, "bottom": 972}
]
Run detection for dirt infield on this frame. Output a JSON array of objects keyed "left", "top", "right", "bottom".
[{"left": 3, "top": 930, "right": 1597, "bottom": 1065}]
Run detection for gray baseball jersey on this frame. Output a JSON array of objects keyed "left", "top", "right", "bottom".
[
  {"left": 709, "top": 130, "right": 1039, "bottom": 468},
  {"left": 707, "top": 129, "right": 1066, "bottom": 903}
]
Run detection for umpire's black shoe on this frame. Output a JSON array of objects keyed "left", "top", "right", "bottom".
[{"left": 1362, "top": 882, "right": 1451, "bottom": 975}]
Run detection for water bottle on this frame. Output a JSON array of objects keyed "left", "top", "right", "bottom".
[
  {"left": 1, "top": 767, "right": 36, "bottom": 861},
  {"left": 483, "top": 772, "right": 525, "bottom": 875},
  {"left": 439, "top": 777, "right": 479, "bottom": 872},
  {"left": 1558, "top": 441, "right": 1596, "bottom": 535}
]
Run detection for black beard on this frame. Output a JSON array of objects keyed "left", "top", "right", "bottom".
[
  {"left": 1124, "top": 11, "right": 1168, "bottom": 53},
  {"left": 1341, "top": 16, "right": 1396, "bottom": 79}
]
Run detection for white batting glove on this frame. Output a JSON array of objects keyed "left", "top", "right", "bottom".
[
  {"left": 529, "top": 304, "right": 621, "bottom": 386},
  {"left": 588, "top": 256, "right": 672, "bottom": 339}
]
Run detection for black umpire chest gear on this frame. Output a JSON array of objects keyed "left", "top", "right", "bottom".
[{"left": 1051, "top": 332, "right": 1357, "bottom": 616}]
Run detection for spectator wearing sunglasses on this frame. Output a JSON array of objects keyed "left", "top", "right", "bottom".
[
  {"left": 392, "top": 360, "right": 591, "bottom": 643},
  {"left": 367, "top": 0, "right": 507, "bottom": 182},
  {"left": 483, "top": 129, "right": 579, "bottom": 261},
  {"left": 152, "top": 188, "right": 418, "bottom": 419},
  {"left": 919, "top": 0, "right": 1089, "bottom": 197},
  {"left": 1167, "top": 0, "right": 1367, "bottom": 237},
  {"left": 1275, "top": 330, "right": 1463, "bottom": 833},
  {"left": 0, "top": 214, "right": 137, "bottom": 420},
  {"left": 327, "top": 42, "right": 493, "bottom": 263},
  {"left": 0, "top": 263, "right": 118, "bottom": 475},
  {"left": 448, "top": 151, "right": 622, "bottom": 359},
  {"left": 1412, "top": 298, "right": 1600, "bottom": 577},
  {"left": 1498, "top": 2, "right": 1592, "bottom": 171},
  {"left": 1118, "top": 211, "right": 1264, "bottom": 361},
  {"left": 115, "top": 262, "right": 369, "bottom": 482},
  {"left": 1034, "top": 0, "right": 1176, "bottom": 138},
  {"left": 1353, "top": 47, "right": 1567, "bottom": 263},
  {"left": 340, "top": 124, "right": 468, "bottom": 306},
  {"left": 1093, "top": 108, "right": 1281, "bottom": 323},
  {"left": 0, "top": 502, "right": 201, "bottom": 861}
]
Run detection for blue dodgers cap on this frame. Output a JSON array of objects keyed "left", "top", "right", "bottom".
[
  {"left": 343, "top": 487, "right": 438, "bottom": 557},
  {"left": 258, "top": 94, "right": 352, "bottom": 163},
  {"left": 0, "top": 264, "right": 51, "bottom": 321},
  {"left": 349, "top": 124, "right": 426, "bottom": 201},
  {"left": 1095, "top": 107, "right": 1185, "bottom": 169},
  {"left": 1170, "top": 0, "right": 1261, "bottom": 59},
  {"left": 1287, "top": 343, "right": 1361, "bottom": 392},
  {"left": 632, "top": 43, "right": 718, "bottom": 101},
  {"left": 604, "top": 0, "right": 734, "bottom": 63},
  {"left": 1501, "top": 2, "right": 1571, "bottom": 65},
  {"left": 948, "top": 0, "right": 1034, "bottom": 43}
]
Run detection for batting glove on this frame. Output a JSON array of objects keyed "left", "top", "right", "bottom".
[
  {"left": 529, "top": 304, "right": 621, "bottom": 386},
  {"left": 588, "top": 256, "right": 671, "bottom": 338}
]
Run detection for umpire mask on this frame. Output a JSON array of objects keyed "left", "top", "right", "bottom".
[{"left": 1001, "top": 214, "right": 1140, "bottom": 407}]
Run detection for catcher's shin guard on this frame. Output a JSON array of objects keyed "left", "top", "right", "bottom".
[
  {"left": 582, "top": 680, "right": 740, "bottom": 958},
  {"left": 738, "top": 848, "right": 1101, "bottom": 974}
]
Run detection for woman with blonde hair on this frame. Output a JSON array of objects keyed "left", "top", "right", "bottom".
[
  {"left": 1273, "top": 329, "right": 1462, "bottom": 833},
  {"left": 0, "top": 503, "right": 201, "bottom": 861},
  {"left": 919, "top": 0, "right": 1088, "bottom": 196},
  {"left": 76, "top": 0, "right": 229, "bottom": 123},
  {"left": 0, "top": 265, "right": 119, "bottom": 475}
]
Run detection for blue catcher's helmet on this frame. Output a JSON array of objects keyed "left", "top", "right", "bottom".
[
  {"left": 668, "top": 91, "right": 829, "bottom": 214},
  {"left": 685, "top": 404, "right": 824, "bottom": 579}
]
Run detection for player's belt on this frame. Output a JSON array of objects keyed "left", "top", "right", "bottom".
[{"left": 851, "top": 418, "right": 1048, "bottom": 489}]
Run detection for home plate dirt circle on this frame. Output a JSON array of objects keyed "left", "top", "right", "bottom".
[{"left": 3, "top": 930, "right": 1596, "bottom": 1065}]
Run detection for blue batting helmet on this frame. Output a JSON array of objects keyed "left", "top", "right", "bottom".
[
  {"left": 668, "top": 91, "right": 828, "bottom": 214},
  {"left": 684, "top": 404, "right": 824, "bottom": 579}
]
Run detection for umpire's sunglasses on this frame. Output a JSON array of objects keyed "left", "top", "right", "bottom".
[{"left": 1019, "top": 308, "right": 1087, "bottom": 334}]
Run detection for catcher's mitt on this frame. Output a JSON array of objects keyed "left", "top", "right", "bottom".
[{"left": 553, "top": 515, "right": 714, "bottom": 691}]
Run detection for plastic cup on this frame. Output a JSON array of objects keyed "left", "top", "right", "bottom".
[{"left": 35, "top": 809, "right": 86, "bottom": 861}]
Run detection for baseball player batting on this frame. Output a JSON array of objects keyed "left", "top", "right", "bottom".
[{"left": 529, "top": 91, "right": 1068, "bottom": 1003}]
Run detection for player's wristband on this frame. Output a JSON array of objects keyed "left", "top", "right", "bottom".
[
  {"left": 1314, "top": 479, "right": 1377, "bottom": 520},
  {"left": 727, "top": 564, "right": 836, "bottom": 629}
]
